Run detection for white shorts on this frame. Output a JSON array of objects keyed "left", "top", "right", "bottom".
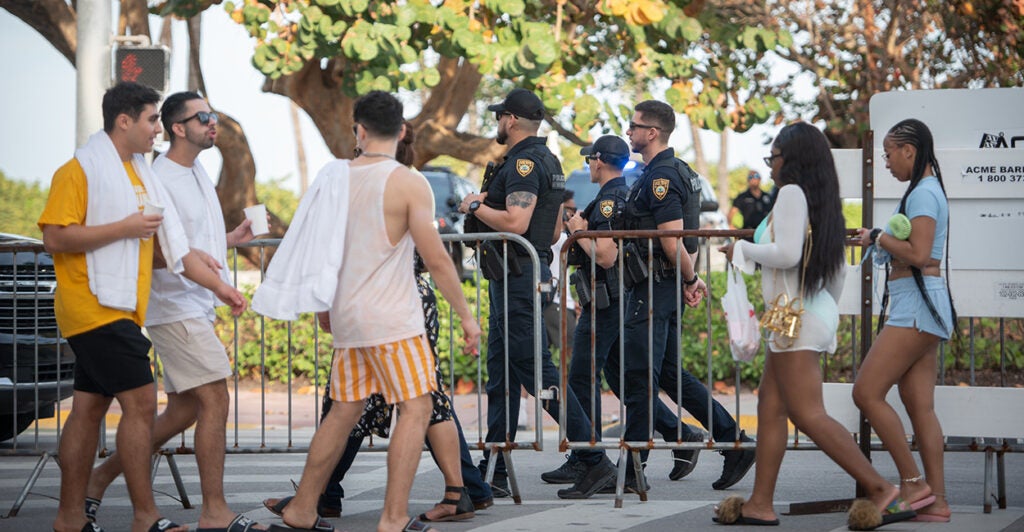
[{"left": 147, "top": 318, "right": 232, "bottom": 393}]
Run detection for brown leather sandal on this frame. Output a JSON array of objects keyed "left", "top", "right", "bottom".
[{"left": 417, "top": 485, "right": 475, "bottom": 522}]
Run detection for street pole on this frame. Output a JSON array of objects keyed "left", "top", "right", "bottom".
[{"left": 76, "top": 0, "right": 111, "bottom": 147}]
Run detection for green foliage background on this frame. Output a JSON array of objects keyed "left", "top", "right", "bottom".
[{"left": 0, "top": 171, "right": 48, "bottom": 239}]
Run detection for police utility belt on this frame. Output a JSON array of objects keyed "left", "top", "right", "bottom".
[
  {"left": 477, "top": 240, "right": 526, "bottom": 281},
  {"left": 569, "top": 266, "right": 621, "bottom": 311},
  {"left": 619, "top": 242, "right": 699, "bottom": 288}
]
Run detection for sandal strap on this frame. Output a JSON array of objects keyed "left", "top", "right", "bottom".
[
  {"left": 440, "top": 497, "right": 462, "bottom": 505},
  {"left": 444, "top": 485, "right": 463, "bottom": 493}
]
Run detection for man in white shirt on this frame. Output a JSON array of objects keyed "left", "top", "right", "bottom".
[{"left": 83, "top": 92, "right": 259, "bottom": 532}]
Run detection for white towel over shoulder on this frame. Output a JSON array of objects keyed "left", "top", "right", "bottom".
[
  {"left": 76, "top": 131, "right": 190, "bottom": 312},
  {"left": 252, "top": 159, "right": 350, "bottom": 320}
]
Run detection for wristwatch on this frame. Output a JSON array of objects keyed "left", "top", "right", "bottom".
[
  {"left": 468, "top": 200, "right": 481, "bottom": 213},
  {"left": 869, "top": 227, "right": 883, "bottom": 246},
  {"left": 683, "top": 273, "right": 700, "bottom": 286}
]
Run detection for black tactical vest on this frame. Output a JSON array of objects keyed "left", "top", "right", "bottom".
[{"left": 627, "top": 157, "right": 702, "bottom": 255}]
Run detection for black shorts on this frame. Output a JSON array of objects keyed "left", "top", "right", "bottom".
[{"left": 67, "top": 319, "right": 154, "bottom": 396}]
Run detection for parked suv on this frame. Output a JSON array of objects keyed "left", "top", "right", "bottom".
[
  {"left": 0, "top": 233, "right": 75, "bottom": 442},
  {"left": 422, "top": 167, "right": 478, "bottom": 281}
]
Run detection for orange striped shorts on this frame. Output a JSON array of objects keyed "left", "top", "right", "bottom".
[{"left": 329, "top": 335, "right": 437, "bottom": 405}]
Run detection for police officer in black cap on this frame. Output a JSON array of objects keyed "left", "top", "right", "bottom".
[
  {"left": 620, "top": 100, "right": 755, "bottom": 492},
  {"left": 540, "top": 135, "right": 708, "bottom": 491},
  {"left": 459, "top": 88, "right": 615, "bottom": 499}
]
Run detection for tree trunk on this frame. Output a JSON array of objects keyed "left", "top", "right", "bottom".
[
  {"left": 688, "top": 117, "right": 710, "bottom": 178},
  {"left": 0, "top": 0, "right": 78, "bottom": 65},
  {"left": 290, "top": 102, "right": 309, "bottom": 194},
  {"left": 717, "top": 128, "right": 730, "bottom": 209}
]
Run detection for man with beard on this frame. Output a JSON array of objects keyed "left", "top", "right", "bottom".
[
  {"left": 81, "top": 92, "right": 259, "bottom": 531},
  {"left": 459, "top": 88, "right": 616, "bottom": 499},
  {"left": 619, "top": 100, "right": 755, "bottom": 493}
]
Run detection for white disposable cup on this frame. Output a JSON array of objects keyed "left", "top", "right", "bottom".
[
  {"left": 143, "top": 201, "right": 164, "bottom": 216},
  {"left": 244, "top": 204, "right": 269, "bottom": 236}
]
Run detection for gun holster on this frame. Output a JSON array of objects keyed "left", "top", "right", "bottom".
[
  {"left": 478, "top": 240, "right": 522, "bottom": 281},
  {"left": 622, "top": 242, "right": 649, "bottom": 290}
]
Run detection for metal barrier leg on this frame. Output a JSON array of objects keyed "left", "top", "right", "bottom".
[
  {"left": 984, "top": 448, "right": 993, "bottom": 513},
  {"left": 997, "top": 450, "right": 1007, "bottom": 510},
  {"left": 151, "top": 453, "right": 163, "bottom": 484},
  {"left": 4, "top": 452, "right": 51, "bottom": 518},
  {"left": 630, "top": 449, "right": 647, "bottom": 502},
  {"left": 165, "top": 454, "right": 193, "bottom": 509},
  {"left": 502, "top": 449, "right": 522, "bottom": 504},
  {"left": 614, "top": 448, "right": 628, "bottom": 509}
]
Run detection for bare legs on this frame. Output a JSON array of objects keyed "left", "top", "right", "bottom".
[
  {"left": 282, "top": 399, "right": 364, "bottom": 530},
  {"left": 53, "top": 385, "right": 187, "bottom": 532},
  {"left": 854, "top": 326, "right": 949, "bottom": 516},
  {"left": 738, "top": 350, "right": 900, "bottom": 522},
  {"left": 421, "top": 419, "right": 467, "bottom": 520},
  {"left": 379, "top": 394, "right": 433, "bottom": 531}
]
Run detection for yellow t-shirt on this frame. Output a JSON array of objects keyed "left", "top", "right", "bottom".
[{"left": 37, "top": 158, "right": 154, "bottom": 337}]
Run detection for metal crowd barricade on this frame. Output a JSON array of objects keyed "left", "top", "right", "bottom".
[{"left": 555, "top": 228, "right": 752, "bottom": 508}]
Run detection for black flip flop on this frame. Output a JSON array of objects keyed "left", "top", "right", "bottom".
[
  {"left": 266, "top": 517, "right": 336, "bottom": 532},
  {"left": 263, "top": 496, "right": 293, "bottom": 517},
  {"left": 712, "top": 515, "right": 780, "bottom": 526},
  {"left": 149, "top": 518, "right": 184, "bottom": 532},
  {"left": 196, "top": 514, "right": 263, "bottom": 532}
]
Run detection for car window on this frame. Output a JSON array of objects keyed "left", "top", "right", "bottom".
[{"left": 423, "top": 172, "right": 454, "bottom": 216}]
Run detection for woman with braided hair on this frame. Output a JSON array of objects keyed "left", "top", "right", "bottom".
[{"left": 853, "top": 118, "right": 956, "bottom": 523}]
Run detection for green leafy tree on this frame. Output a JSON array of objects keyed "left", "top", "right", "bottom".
[
  {"left": 155, "top": 0, "right": 791, "bottom": 169},
  {"left": 0, "top": 171, "right": 48, "bottom": 239}
]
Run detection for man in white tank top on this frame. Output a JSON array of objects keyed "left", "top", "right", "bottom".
[{"left": 279, "top": 92, "right": 481, "bottom": 532}]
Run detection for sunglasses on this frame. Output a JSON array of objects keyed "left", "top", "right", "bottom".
[
  {"left": 585, "top": 155, "right": 600, "bottom": 161},
  {"left": 178, "top": 111, "right": 218, "bottom": 125},
  {"left": 628, "top": 121, "right": 660, "bottom": 131},
  {"left": 495, "top": 111, "right": 515, "bottom": 121},
  {"left": 763, "top": 153, "right": 782, "bottom": 166}
]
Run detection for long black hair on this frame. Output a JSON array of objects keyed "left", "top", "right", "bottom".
[
  {"left": 886, "top": 118, "right": 948, "bottom": 210},
  {"left": 772, "top": 122, "right": 846, "bottom": 297}
]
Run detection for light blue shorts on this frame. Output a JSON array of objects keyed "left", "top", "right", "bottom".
[{"left": 886, "top": 276, "right": 953, "bottom": 340}]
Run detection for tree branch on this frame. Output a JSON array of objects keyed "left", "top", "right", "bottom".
[{"left": 1, "top": 0, "right": 77, "bottom": 65}]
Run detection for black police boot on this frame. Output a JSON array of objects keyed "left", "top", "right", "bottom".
[
  {"left": 556, "top": 457, "right": 616, "bottom": 499},
  {"left": 541, "top": 455, "right": 587, "bottom": 484},
  {"left": 669, "top": 428, "right": 707, "bottom": 481},
  {"left": 713, "top": 431, "right": 756, "bottom": 490}
]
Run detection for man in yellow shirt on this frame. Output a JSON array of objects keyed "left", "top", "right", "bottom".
[{"left": 39, "top": 82, "right": 245, "bottom": 532}]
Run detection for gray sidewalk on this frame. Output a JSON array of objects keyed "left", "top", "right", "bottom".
[{"left": 2, "top": 423, "right": 1023, "bottom": 531}]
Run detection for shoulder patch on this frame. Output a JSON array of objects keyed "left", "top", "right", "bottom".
[
  {"left": 652, "top": 178, "right": 670, "bottom": 201},
  {"left": 515, "top": 159, "right": 535, "bottom": 177},
  {"left": 599, "top": 199, "right": 615, "bottom": 218}
]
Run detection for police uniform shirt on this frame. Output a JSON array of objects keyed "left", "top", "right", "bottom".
[
  {"left": 629, "top": 148, "right": 686, "bottom": 226},
  {"left": 486, "top": 136, "right": 556, "bottom": 260},
  {"left": 732, "top": 188, "right": 774, "bottom": 230},
  {"left": 586, "top": 176, "right": 628, "bottom": 233}
]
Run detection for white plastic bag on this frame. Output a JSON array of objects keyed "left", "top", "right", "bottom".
[{"left": 721, "top": 266, "right": 761, "bottom": 362}]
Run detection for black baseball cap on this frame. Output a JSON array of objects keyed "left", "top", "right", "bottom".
[
  {"left": 580, "top": 135, "right": 630, "bottom": 166},
  {"left": 487, "top": 88, "right": 545, "bottom": 120}
]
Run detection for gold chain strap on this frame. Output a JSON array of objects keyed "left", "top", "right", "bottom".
[{"left": 758, "top": 214, "right": 813, "bottom": 348}]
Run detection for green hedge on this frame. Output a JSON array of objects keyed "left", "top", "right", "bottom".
[{"left": 214, "top": 274, "right": 1024, "bottom": 390}]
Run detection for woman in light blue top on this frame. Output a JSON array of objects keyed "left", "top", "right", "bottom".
[
  {"left": 716, "top": 123, "right": 914, "bottom": 529},
  {"left": 853, "top": 118, "right": 955, "bottom": 523}
]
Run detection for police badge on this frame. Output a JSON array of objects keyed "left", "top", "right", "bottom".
[
  {"left": 516, "top": 159, "right": 535, "bottom": 177},
  {"left": 652, "top": 178, "right": 670, "bottom": 200},
  {"left": 599, "top": 200, "right": 614, "bottom": 218}
]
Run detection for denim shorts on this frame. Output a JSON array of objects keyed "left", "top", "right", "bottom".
[{"left": 886, "top": 276, "right": 953, "bottom": 340}]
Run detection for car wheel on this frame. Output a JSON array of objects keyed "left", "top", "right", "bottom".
[{"left": 0, "top": 412, "right": 38, "bottom": 442}]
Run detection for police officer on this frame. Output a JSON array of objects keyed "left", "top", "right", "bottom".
[
  {"left": 539, "top": 136, "right": 705, "bottom": 492},
  {"left": 459, "top": 88, "right": 615, "bottom": 499},
  {"left": 729, "top": 170, "right": 775, "bottom": 241},
  {"left": 620, "top": 100, "right": 755, "bottom": 491}
]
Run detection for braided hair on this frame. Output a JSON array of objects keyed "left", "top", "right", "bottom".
[{"left": 886, "top": 119, "right": 947, "bottom": 209}]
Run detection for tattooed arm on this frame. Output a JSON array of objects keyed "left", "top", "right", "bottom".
[{"left": 471, "top": 190, "right": 537, "bottom": 234}]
